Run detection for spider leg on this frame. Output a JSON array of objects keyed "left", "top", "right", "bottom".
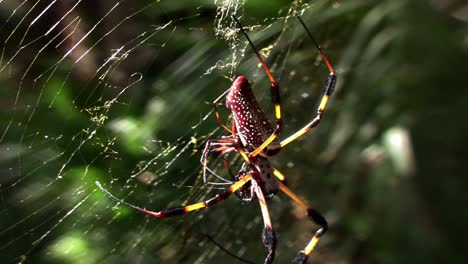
[
  {"left": 201, "top": 138, "right": 237, "bottom": 183},
  {"left": 279, "top": 70, "right": 335, "bottom": 147},
  {"left": 277, "top": 181, "right": 327, "bottom": 264},
  {"left": 272, "top": 167, "right": 288, "bottom": 185},
  {"left": 221, "top": 155, "right": 236, "bottom": 181},
  {"left": 252, "top": 180, "right": 277, "bottom": 264},
  {"left": 95, "top": 174, "right": 253, "bottom": 219},
  {"left": 233, "top": 15, "right": 283, "bottom": 158},
  {"left": 212, "top": 87, "right": 233, "bottom": 133},
  {"left": 280, "top": 16, "right": 337, "bottom": 148}
]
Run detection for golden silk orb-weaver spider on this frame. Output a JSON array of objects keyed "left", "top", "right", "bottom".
[{"left": 96, "top": 15, "right": 336, "bottom": 264}]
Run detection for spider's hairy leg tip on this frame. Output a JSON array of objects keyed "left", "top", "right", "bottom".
[{"left": 262, "top": 227, "right": 276, "bottom": 248}]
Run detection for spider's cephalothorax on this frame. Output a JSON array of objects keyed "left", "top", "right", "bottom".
[{"left": 96, "top": 15, "right": 336, "bottom": 264}]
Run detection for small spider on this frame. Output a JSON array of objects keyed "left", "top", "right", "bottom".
[{"left": 96, "top": 15, "right": 336, "bottom": 264}]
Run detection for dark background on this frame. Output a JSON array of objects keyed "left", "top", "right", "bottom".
[{"left": 0, "top": 0, "right": 467, "bottom": 263}]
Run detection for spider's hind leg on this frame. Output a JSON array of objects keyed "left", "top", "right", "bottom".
[
  {"left": 278, "top": 181, "right": 327, "bottom": 264},
  {"left": 252, "top": 180, "right": 277, "bottom": 264}
]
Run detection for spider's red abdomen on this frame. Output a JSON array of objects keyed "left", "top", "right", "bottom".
[{"left": 226, "top": 76, "right": 281, "bottom": 156}]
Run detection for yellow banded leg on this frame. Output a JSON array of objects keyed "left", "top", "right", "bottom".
[
  {"left": 253, "top": 181, "right": 276, "bottom": 264},
  {"left": 95, "top": 174, "right": 253, "bottom": 219},
  {"left": 278, "top": 182, "right": 327, "bottom": 264},
  {"left": 280, "top": 16, "right": 338, "bottom": 149}
]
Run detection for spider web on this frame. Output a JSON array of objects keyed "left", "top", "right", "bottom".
[{"left": 0, "top": 0, "right": 367, "bottom": 263}]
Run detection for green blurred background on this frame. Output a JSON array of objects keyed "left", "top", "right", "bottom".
[{"left": 1, "top": 0, "right": 467, "bottom": 263}]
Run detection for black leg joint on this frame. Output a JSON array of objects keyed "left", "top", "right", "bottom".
[
  {"left": 324, "top": 73, "right": 337, "bottom": 96},
  {"left": 262, "top": 227, "right": 277, "bottom": 249},
  {"left": 307, "top": 116, "right": 321, "bottom": 129},
  {"left": 262, "top": 227, "right": 276, "bottom": 264},
  {"left": 307, "top": 208, "right": 328, "bottom": 235},
  {"left": 292, "top": 251, "right": 307, "bottom": 264},
  {"left": 270, "top": 82, "right": 281, "bottom": 105}
]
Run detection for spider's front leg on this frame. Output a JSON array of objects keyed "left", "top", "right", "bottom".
[
  {"left": 280, "top": 16, "right": 337, "bottom": 148},
  {"left": 200, "top": 138, "right": 238, "bottom": 184}
]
